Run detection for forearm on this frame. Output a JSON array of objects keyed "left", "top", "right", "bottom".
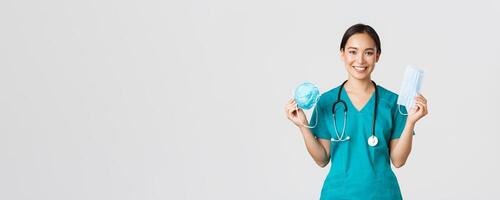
[
  {"left": 299, "top": 126, "right": 329, "bottom": 167},
  {"left": 390, "top": 121, "right": 415, "bottom": 168}
]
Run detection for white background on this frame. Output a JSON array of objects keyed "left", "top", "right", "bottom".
[{"left": 1, "top": 0, "right": 499, "bottom": 199}]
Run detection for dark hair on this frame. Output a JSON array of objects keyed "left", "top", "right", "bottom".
[{"left": 340, "top": 23, "right": 381, "bottom": 54}]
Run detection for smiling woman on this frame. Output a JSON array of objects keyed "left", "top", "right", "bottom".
[
  {"left": 285, "top": 24, "right": 428, "bottom": 199},
  {"left": 340, "top": 24, "right": 381, "bottom": 81}
]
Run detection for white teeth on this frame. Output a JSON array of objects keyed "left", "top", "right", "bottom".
[{"left": 353, "top": 66, "right": 367, "bottom": 71}]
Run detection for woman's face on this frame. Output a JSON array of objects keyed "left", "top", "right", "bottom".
[{"left": 340, "top": 32, "right": 380, "bottom": 81}]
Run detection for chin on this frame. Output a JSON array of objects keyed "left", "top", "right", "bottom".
[
  {"left": 348, "top": 69, "right": 372, "bottom": 80},
  {"left": 351, "top": 74, "right": 370, "bottom": 80}
]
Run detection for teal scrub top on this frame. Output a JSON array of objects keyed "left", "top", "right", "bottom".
[{"left": 309, "top": 84, "right": 413, "bottom": 200}]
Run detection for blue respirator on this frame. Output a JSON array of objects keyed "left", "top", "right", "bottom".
[
  {"left": 293, "top": 82, "right": 321, "bottom": 128},
  {"left": 293, "top": 82, "right": 321, "bottom": 110}
]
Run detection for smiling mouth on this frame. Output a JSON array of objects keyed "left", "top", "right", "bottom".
[{"left": 353, "top": 66, "right": 368, "bottom": 72}]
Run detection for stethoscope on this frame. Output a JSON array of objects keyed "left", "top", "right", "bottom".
[{"left": 331, "top": 80, "right": 379, "bottom": 147}]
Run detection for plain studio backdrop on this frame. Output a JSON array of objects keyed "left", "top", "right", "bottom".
[{"left": 1, "top": 0, "right": 499, "bottom": 199}]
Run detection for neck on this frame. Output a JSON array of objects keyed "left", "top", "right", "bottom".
[{"left": 345, "top": 77, "right": 373, "bottom": 93}]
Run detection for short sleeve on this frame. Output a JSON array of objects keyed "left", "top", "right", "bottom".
[
  {"left": 391, "top": 104, "right": 415, "bottom": 139},
  {"left": 309, "top": 102, "right": 331, "bottom": 140}
]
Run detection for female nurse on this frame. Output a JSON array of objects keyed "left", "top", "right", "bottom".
[{"left": 285, "top": 24, "right": 428, "bottom": 199}]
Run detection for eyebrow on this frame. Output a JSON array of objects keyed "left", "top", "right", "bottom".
[{"left": 347, "top": 47, "right": 375, "bottom": 51}]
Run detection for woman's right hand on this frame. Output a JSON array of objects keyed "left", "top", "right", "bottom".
[{"left": 285, "top": 99, "right": 309, "bottom": 128}]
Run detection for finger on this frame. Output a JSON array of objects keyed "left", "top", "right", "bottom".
[
  {"left": 415, "top": 95, "right": 427, "bottom": 103},
  {"left": 286, "top": 99, "right": 297, "bottom": 109},
  {"left": 414, "top": 102, "right": 426, "bottom": 114},
  {"left": 420, "top": 97, "right": 427, "bottom": 104},
  {"left": 415, "top": 94, "right": 427, "bottom": 103},
  {"left": 287, "top": 105, "right": 296, "bottom": 116},
  {"left": 420, "top": 94, "right": 427, "bottom": 102},
  {"left": 287, "top": 106, "right": 297, "bottom": 116},
  {"left": 285, "top": 106, "right": 293, "bottom": 118},
  {"left": 418, "top": 101, "right": 428, "bottom": 114},
  {"left": 290, "top": 110, "right": 298, "bottom": 120},
  {"left": 413, "top": 104, "right": 420, "bottom": 112},
  {"left": 416, "top": 100, "right": 427, "bottom": 109},
  {"left": 285, "top": 101, "right": 291, "bottom": 109},
  {"left": 414, "top": 96, "right": 426, "bottom": 103},
  {"left": 409, "top": 104, "right": 418, "bottom": 113},
  {"left": 414, "top": 98, "right": 426, "bottom": 105}
]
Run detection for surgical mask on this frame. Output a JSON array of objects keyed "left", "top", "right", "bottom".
[
  {"left": 397, "top": 66, "right": 424, "bottom": 115},
  {"left": 293, "top": 82, "right": 321, "bottom": 128},
  {"left": 294, "top": 82, "right": 320, "bottom": 110}
]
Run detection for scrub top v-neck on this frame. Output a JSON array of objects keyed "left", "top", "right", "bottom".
[{"left": 309, "top": 84, "right": 412, "bottom": 200}]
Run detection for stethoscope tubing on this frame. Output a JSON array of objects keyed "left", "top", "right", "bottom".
[{"left": 331, "top": 80, "right": 378, "bottom": 144}]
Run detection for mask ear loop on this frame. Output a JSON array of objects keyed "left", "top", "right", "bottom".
[
  {"left": 398, "top": 104, "right": 409, "bottom": 116},
  {"left": 299, "top": 94, "right": 320, "bottom": 128}
]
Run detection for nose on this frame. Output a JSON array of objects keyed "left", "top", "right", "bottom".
[{"left": 356, "top": 54, "right": 365, "bottom": 64}]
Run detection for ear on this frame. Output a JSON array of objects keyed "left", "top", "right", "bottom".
[
  {"left": 340, "top": 50, "right": 345, "bottom": 62},
  {"left": 375, "top": 52, "right": 381, "bottom": 63}
]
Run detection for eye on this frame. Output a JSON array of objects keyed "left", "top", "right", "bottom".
[
  {"left": 348, "top": 50, "right": 356, "bottom": 55},
  {"left": 365, "top": 51, "right": 374, "bottom": 56}
]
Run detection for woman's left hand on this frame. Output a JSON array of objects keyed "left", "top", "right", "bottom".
[{"left": 407, "top": 94, "right": 428, "bottom": 124}]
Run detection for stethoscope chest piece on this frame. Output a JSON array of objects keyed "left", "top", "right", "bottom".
[{"left": 368, "top": 135, "right": 378, "bottom": 147}]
